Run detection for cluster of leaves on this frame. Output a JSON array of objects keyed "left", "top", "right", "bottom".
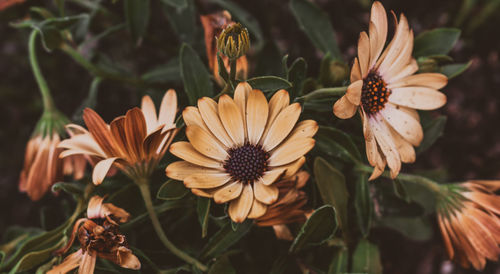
[{"left": 0, "top": 0, "right": 469, "bottom": 273}]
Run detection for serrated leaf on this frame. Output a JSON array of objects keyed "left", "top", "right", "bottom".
[
  {"left": 124, "top": 0, "right": 150, "bottom": 44},
  {"left": 200, "top": 220, "right": 252, "bottom": 260},
  {"left": 355, "top": 174, "right": 372, "bottom": 238},
  {"left": 246, "top": 76, "right": 292, "bottom": 93},
  {"left": 416, "top": 115, "right": 447, "bottom": 154},
  {"left": 352, "top": 240, "right": 382, "bottom": 274},
  {"left": 313, "top": 157, "right": 348, "bottom": 232},
  {"left": 327, "top": 247, "right": 348, "bottom": 274},
  {"left": 289, "top": 0, "right": 341, "bottom": 59},
  {"left": 197, "top": 197, "right": 211, "bottom": 238},
  {"left": 287, "top": 57, "right": 307, "bottom": 99},
  {"left": 441, "top": 61, "right": 471, "bottom": 79},
  {"left": 315, "top": 126, "right": 361, "bottom": 162},
  {"left": 180, "top": 43, "right": 214, "bottom": 104},
  {"left": 157, "top": 180, "right": 188, "bottom": 201},
  {"left": 414, "top": 28, "right": 460, "bottom": 57},
  {"left": 289, "top": 205, "right": 338, "bottom": 253}
]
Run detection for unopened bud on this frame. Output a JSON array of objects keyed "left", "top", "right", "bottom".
[{"left": 216, "top": 23, "right": 250, "bottom": 60}]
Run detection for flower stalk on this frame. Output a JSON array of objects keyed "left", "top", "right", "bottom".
[
  {"left": 295, "top": 86, "right": 348, "bottom": 102},
  {"left": 134, "top": 177, "right": 208, "bottom": 272},
  {"left": 29, "top": 30, "right": 55, "bottom": 112}
]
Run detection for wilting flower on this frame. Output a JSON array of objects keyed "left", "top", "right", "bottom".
[
  {"left": 48, "top": 196, "right": 140, "bottom": 273},
  {"left": 200, "top": 11, "right": 248, "bottom": 86},
  {"left": 333, "top": 1, "right": 447, "bottom": 180},
  {"left": 58, "top": 90, "right": 179, "bottom": 184},
  {"left": 19, "top": 111, "right": 86, "bottom": 201},
  {"left": 255, "top": 171, "right": 311, "bottom": 240},
  {"left": 166, "top": 82, "right": 317, "bottom": 223},
  {"left": 437, "top": 181, "right": 500, "bottom": 270}
]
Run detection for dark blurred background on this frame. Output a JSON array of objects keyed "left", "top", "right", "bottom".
[{"left": 0, "top": 0, "right": 499, "bottom": 273}]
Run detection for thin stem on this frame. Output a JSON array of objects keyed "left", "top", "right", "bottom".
[
  {"left": 136, "top": 179, "right": 208, "bottom": 272},
  {"left": 295, "top": 86, "right": 348, "bottom": 102},
  {"left": 29, "top": 30, "right": 55, "bottom": 112},
  {"left": 229, "top": 58, "right": 237, "bottom": 84}
]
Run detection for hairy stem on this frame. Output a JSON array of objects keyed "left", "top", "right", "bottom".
[
  {"left": 136, "top": 179, "right": 208, "bottom": 272},
  {"left": 29, "top": 30, "right": 55, "bottom": 112}
]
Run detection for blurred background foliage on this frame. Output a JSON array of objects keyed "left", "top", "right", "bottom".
[{"left": 0, "top": 0, "right": 499, "bottom": 273}]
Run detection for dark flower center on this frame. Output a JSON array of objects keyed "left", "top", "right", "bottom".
[
  {"left": 78, "top": 217, "right": 127, "bottom": 254},
  {"left": 361, "top": 72, "right": 391, "bottom": 115},
  {"left": 224, "top": 143, "right": 269, "bottom": 184}
]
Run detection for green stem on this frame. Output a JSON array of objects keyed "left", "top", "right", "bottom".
[
  {"left": 355, "top": 164, "right": 444, "bottom": 195},
  {"left": 229, "top": 58, "right": 237, "bottom": 84},
  {"left": 136, "top": 179, "right": 208, "bottom": 272},
  {"left": 296, "top": 86, "right": 348, "bottom": 102},
  {"left": 29, "top": 30, "right": 55, "bottom": 112}
]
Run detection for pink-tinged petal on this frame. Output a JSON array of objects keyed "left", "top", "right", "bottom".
[{"left": 92, "top": 157, "right": 118, "bottom": 185}]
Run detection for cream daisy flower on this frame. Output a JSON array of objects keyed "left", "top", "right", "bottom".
[
  {"left": 166, "top": 82, "right": 317, "bottom": 223},
  {"left": 333, "top": 1, "right": 447, "bottom": 180}
]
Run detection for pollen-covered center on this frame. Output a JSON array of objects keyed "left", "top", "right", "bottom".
[
  {"left": 361, "top": 72, "right": 391, "bottom": 115},
  {"left": 224, "top": 143, "right": 269, "bottom": 184}
]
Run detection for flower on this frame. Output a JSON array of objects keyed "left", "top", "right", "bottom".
[
  {"left": 437, "top": 181, "right": 500, "bottom": 270},
  {"left": 255, "top": 171, "right": 311, "bottom": 240},
  {"left": 216, "top": 22, "right": 250, "bottom": 60},
  {"left": 19, "top": 111, "right": 86, "bottom": 201},
  {"left": 200, "top": 11, "right": 248, "bottom": 86},
  {"left": 58, "top": 90, "right": 179, "bottom": 184},
  {"left": 48, "top": 196, "right": 140, "bottom": 273},
  {"left": 332, "top": 1, "right": 447, "bottom": 180},
  {"left": 166, "top": 82, "right": 317, "bottom": 223}
]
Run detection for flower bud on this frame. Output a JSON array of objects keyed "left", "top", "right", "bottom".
[{"left": 216, "top": 23, "right": 250, "bottom": 60}]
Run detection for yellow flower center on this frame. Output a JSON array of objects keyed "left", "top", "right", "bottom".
[
  {"left": 361, "top": 72, "right": 391, "bottom": 115},
  {"left": 224, "top": 143, "right": 269, "bottom": 184}
]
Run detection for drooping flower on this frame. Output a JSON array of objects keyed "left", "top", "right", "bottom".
[
  {"left": 437, "top": 181, "right": 500, "bottom": 270},
  {"left": 19, "top": 111, "right": 86, "bottom": 201},
  {"left": 333, "top": 1, "right": 447, "bottom": 180},
  {"left": 58, "top": 90, "right": 179, "bottom": 184},
  {"left": 200, "top": 11, "right": 248, "bottom": 86},
  {"left": 255, "top": 171, "right": 311, "bottom": 240},
  {"left": 48, "top": 196, "right": 140, "bottom": 274},
  {"left": 166, "top": 82, "right": 317, "bottom": 223}
]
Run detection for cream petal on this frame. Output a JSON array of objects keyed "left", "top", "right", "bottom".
[
  {"left": 47, "top": 249, "right": 83, "bottom": 274},
  {"left": 254, "top": 180, "right": 279, "bottom": 205},
  {"left": 357, "top": 31, "right": 370, "bottom": 78},
  {"left": 141, "top": 95, "right": 158, "bottom": 133},
  {"left": 78, "top": 251, "right": 97, "bottom": 274},
  {"left": 158, "top": 89, "right": 177, "bottom": 128},
  {"left": 387, "top": 73, "right": 448, "bottom": 89},
  {"left": 191, "top": 188, "right": 218, "bottom": 198},
  {"left": 246, "top": 89, "right": 269, "bottom": 145},
  {"left": 262, "top": 103, "right": 301, "bottom": 151},
  {"left": 370, "top": 115, "right": 401, "bottom": 178},
  {"left": 260, "top": 168, "right": 287, "bottom": 186},
  {"left": 234, "top": 82, "right": 252, "bottom": 138},
  {"left": 219, "top": 95, "right": 245, "bottom": 146},
  {"left": 185, "top": 125, "right": 228, "bottom": 161},
  {"left": 388, "top": 59, "right": 418, "bottom": 83},
  {"left": 389, "top": 87, "right": 447, "bottom": 110},
  {"left": 92, "top": 157, "right": 118, "bottom": 185},
  {"left": 387, "top": 124, "right": 416, "bottom": 163},
  {"left": 368, "top": 164, "right": 385, "bottom": 181},
  {"left": 197, "top": 97, "right": 234, "bottom": 147},
  {"left": 116, "top": 246, "right": 141, "bottom": 270},
  {"left": 383, "top": 29, "right": 414, "bottom": 80},
  {"left": 363, "top": 115, "right": 384, "bottom": 168},
  {"left": 170, "top": 142, "right": 223, "bottom": 168},
  {"left": 345, "top": 80, "right": 363, "bottom": 105},
  {"left": 214, "top": 181, "right": 243, "bottom": 203},
  {"left": 166, "top": 161, "right": 220, "bottom": 180},
  {"left": 282, "top": 156, "right": 306, "bottom": 179},
  {"left": 261, "top": 89, "right": 290, "bottom": 141},
  {"left": 378, "top": 14, "right": 410, "bottom": 75},
  {"left": 350, "top": 58, "right": 362, "bottom": 83},
  {"left": 184, "top": 173, "right": 231, "bottom": 189},
  {"left": 369, "top": 22, "right": 379, "bottom": 67},
  {"left": 272, "top": 224, "right": 294, "bottom": 241},
  {"left": 183, "top": 106, "right": 210, "bottom": 133},
  {"left": 333, "top": 96, "right": 358, "bottom": 119},
  {"left": 87, "top": 195, "right": 104, "bottom": 219},
  {"left": 228, "top": 184, "right": 253, "bottom": 223},
  {"left": 268, "top": 137, "right": 315, "bottom": 167},
  {"left": 396, "top": 105, "right": 420, "bottom": 122},
  {"left": 247, "top": 199, "right": 267, "bottom": 219},
  {"left": 58, "top": 134, "right": 106, "bottom": 158},
  {"left": 369, "top": 1, "right": 387, "bottom": 67},
  {"left": 381, "top": 104, "right": 423, "bottom": 146},
  {"left": 286, "top": 120, "right": 318, "bottom": 141},
  {"left": 101, "top": 203, "right": 130, "bottom": 223}
]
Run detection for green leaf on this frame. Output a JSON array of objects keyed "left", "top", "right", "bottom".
[
  {"left": 416, "top": 115, "right": 447, "bottom": 154},
  {"left": 9, "top": 237, "right": 65, "bottom": 273},
  {"left": 180, "top": 43, "right": 214, "bottom": 104},
  {"left": 246, "top": 76, "right": 292, "bottom": 93},
  {"left": 355, "top": 174, "right": 372, "bottom": 238},
  {"left": 315, "top": 126, "right": 361, "bottom": 162},
  {"left": 289, "top": 0, "right": 341, "bottom": 59},
  {"left": 208, "top": 255, "right": 235, "bottom": 274},
  {"left": 352, "top": 240, "right": 383, "bottom": 274},
  {"left": 124, "top": 0, "right": 150, "bottom": 44},
  {"left": 72, "top": 77, "right": 102, "bottom": 123},
  {"left": 157, "top": 180, "right": 189, "bottom": 201},
  {"left": 289, "top": 205, "right": 338, "bottom": 253},
  {"left": 327, "top": 247, "right": 348, "bottom": 274},
  {"left": 141, "top": 58, "right": 180, "bottom": 83},
  {"left": 313, "top": 157, "right": 348, "bottom": 232},
  {"left": 287, "top": 58, "right": 307, "bottom": 99},
  {"left": 160, "top": 0, "right": 187, "bottom": 9},
  {"left": 392, "top": 179, "right": 411, "bottom": 203},
  {"left": 441, "top": 61, "right": 471, "bottom": 79},
  {"left": 377, "top": 217, "right": 433, "bottom": 241},
  {"left": 162, "top": 0, "right": 198, "bottom": 46},
  {"left": 197, "top": 197, "right": 211, "bottom": 238},
  {"left": 200, "top": 220, "right": 252, "bottom": 260},
  {"left": 414, "top": 28, "right": 460, "bottom": 57}
]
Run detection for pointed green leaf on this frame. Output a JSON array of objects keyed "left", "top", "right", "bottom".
[
  {"left": 208, "top": 255, "right": 236, "bottom": 274},
  {"left": 355, "top": 174, "right": 372, "bottom": 237},
  {"left": 124, "top": 0, "right": 150, "bottom": 44},
  {"left": 377, "top": 217, "right": 433, "bottom": 241},
  {"left": 392, "top": 179, "right": 411, "bottom": 203},
  {"left": 162, "top": 0, "right": 198, "bottom": 45},
  {"left": 414, "top": 28, "right": 460, "bottom": 57},
  {"left": 315, "top": 126, "right": 361, "bottom": 162},
  {"left": 141, "top": 58, "right": 180, "bottom": 84},
  {"left": 197, "top": 197, "right": 211, "bottom": 238},
  {"left": 352, "top": 240, "right": 382, "bottom": 274},
  {"left": 287, "top": 58, "right": 307, "bottom": 99},
  {"left": 200, "top": 220, "right": 252, "bottom": 260},
  {"left": 157, "top": 180, "right": 189, "bottom": 201},
  {"left": 180, "top": 43, "right": 214, "bottom": 104},
  {"left": 416, "top": 115, "right": 447, "bottom": 154},
  {"left": 246, "top": 76, "right": 292, "bottom": 93},
  {"left": 327, "top": 247, "right": 348, "bottom": 274},
  {"left": 441, "top": 61, "right": 471, "bottom": 79}
]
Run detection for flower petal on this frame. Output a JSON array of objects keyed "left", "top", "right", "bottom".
[
  {"left": 261, "top": 89, "right": 290, "bottom": 141},
  {"left": 170, "top": 142, "right": 223, "bottom": 168},
  {"left": 350, "top": 57, "right": 362, "bottom": 82},
  {"left": 228, "top": 184, "right": 253, "bottom": 223},
  {"left": 389, "top": 87, "right": 447, "bottom": 110},
  {"left": 378, "top": 14, "right": 410, "bottom": 75},
  {"left": 47, "top": 249, "right": 83, "bottom": 274},
  {"left": 198, "top": 97, "right": 234, "bottom": 148},
  {"left": 214, "top": 181, "right": 243, "bottom": 203},
  {"left": 166, "top": 161, "right": 220, "bottom": 181},
  {"left": 78, "top": 251, "right": 97, "bottom": 274},
  {"left": 83, "top": 108, "right": 117, "bottom": 156},
  {"left": 387, "top": 124, "right": 416, "bottom": 163},
  {"left": 185, "top": 125, "right": 228, "bottom": 161},
  {"left": 254, "top": 180, "right": 279, "bottom": 205},
  {"left": 268, "top": 137, "right": 315, "bottom": 167},
  {"left": 141, "top": 95, "right": 158, "bottom": 133},
  {"left": 101, "top": 203, "right": 131, "bottom": 223},
  {"left": 369, "top": 1, "right": 387, "bottom": 67},
  {"left": 183, "top": 106, "right": 210, "bottom": 133},
  {"left": 388, "top": 73, "right": 448, "bottom": 90},
  {"left": 234, "top": 82, "right": 252, "bottom": 138},
  {"left": 357, "top": 31, "right": 370, "bottom": 78},
  {"left": 116, "top": 246, "right": 141, "bottom": 270},
  {"left": 333, "top": 96, "right": 358, "bottom": 119},
  {"left": 260, "top": 168, "right": 287, "bottom": 186},
  {"left": 370, "top": 115, "right": 401, "bottom": 178},
  {"left": 184, "top": 173, "right": 231, "bottom": 189},
  {"left": 158, "top": 89, "right": 177, "bottom": 128},
  {"left": 58, "top": 134, "right": 106, "bottom": 158},
  {"left": 381, "top": 103, "right": 423, "bottom": 146},
  {"left": 124, "top": 108, "right": 147, "bottom": 161},
  {"left": 262, "top": 103, "right": 301, "bottom": 151},
  {"left": 246, "top": 89, "right": 269, "bottom": 145},
  {"left": 346, "top": 80, "right": 363, "bottom": 105},
  {"left": 87, "top": 195, "right": 105, "bottom": 219},
  {"left": 92, "top": 157, "right": 118, "bottom": 185},
  {"left": 219, "top": 95, "right": 245, "bottom": 146},
  {"left": 247, "top": 199, "right": 267, "bottom": 219}
]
